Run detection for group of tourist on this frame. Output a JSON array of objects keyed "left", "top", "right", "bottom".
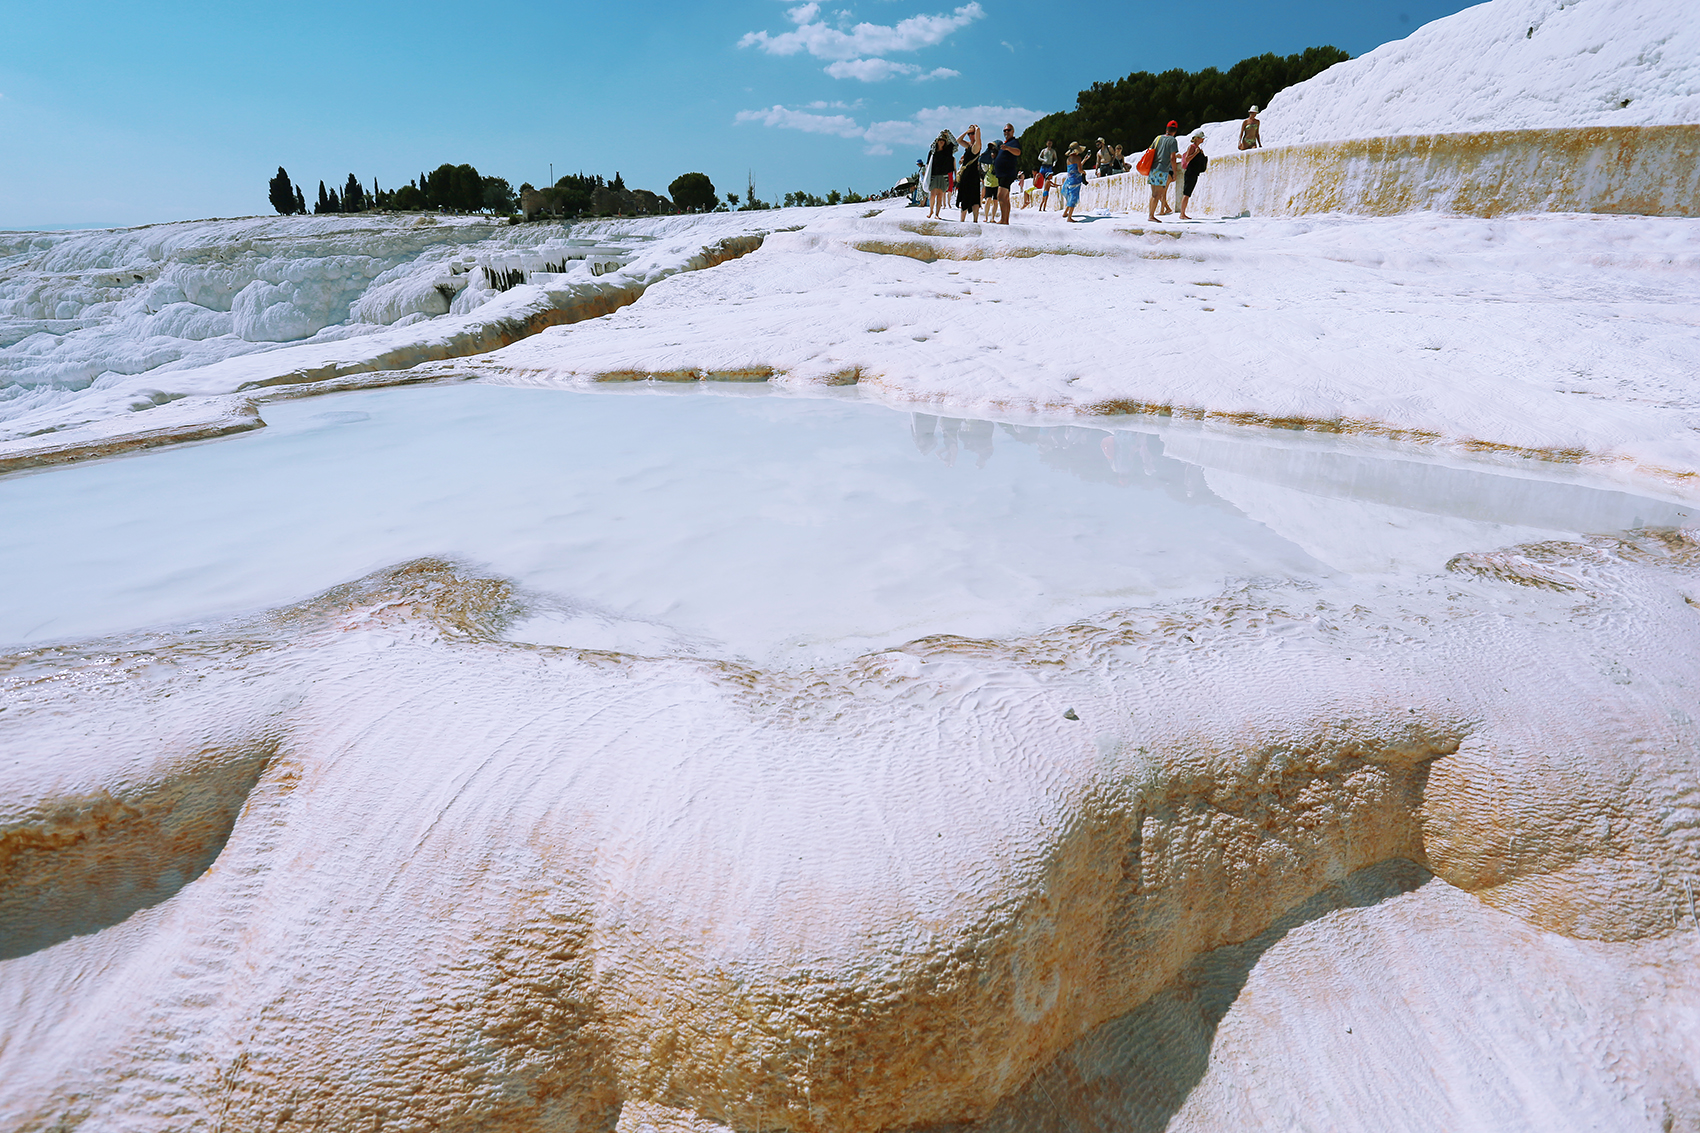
[
  {"left": 919, "top": 106, "right": 1264, "bottom": 225},
  {"left": 924, "top": 122, "right": 1024, "bottom": 224}
]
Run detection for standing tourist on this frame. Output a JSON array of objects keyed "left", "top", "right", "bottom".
[
  {"left": 956, "top": 125, "right": 984, "bottom": 221},
  {"left": 925, "top": 131, "right": 955, "bottom": 219},
  {"left": 1037, "top": 139, "right": 1058, "bottom": 211},
  {"left": 991, "top": 123, "right": 1021, "bottom": 224},
  {"left": 1146, "top": 120, "right": 1180, "bottom": 222},
  {"left": 1060, "top": 142, "right": 1086, "bottom": 222},
  {"left": 1096, "top": 138, "right": 1115, "bottom": 178},
  {"left": 980, "top": 135, "right": 1001, "bottom": 213},
  {"left": 1178, "top": 131, "right": 1208, "bottom": 220},
  {"left": 1239, "top": 106, "right": 1262, "bottom": 150}
]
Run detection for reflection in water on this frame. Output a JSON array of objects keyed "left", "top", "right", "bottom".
[
  {"left": 911, "top": 415, "right": 995, "bottom": 468},
  {"left": 914, "top": 414, "right": 1226, "bottom": 507},
  {"left": 1011, "top": 425, "right": 1224, "bottom": 508},
  {"left": 910, "top": 412, "right": 1697, "bottom": 538}
]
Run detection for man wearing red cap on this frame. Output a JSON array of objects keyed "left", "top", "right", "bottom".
[{"left": 1147, "top": 120, "right": 1180, "bottom": 222}]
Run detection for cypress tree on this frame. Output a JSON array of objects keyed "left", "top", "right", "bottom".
[
  {"left": 328, "top": 188, "right": 342, "bottom": 213},
  {"left": 316, "top": 180, "right": 330, "bottom": 214},
  {"left": 344, "top": 173, "right": 365, "bottom": 212},
  {"left": 294, "top": 185, "right": 307, "bottom": 214},
  {"left": 268, "top": 167, "right": 296, "bottom": 215}
]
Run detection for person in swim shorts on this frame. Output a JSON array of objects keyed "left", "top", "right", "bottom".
[
  {"left": 991, "top": 122, "right": 1021, "bottom": 224},
  {"left": 1037, "top": 139, "right": 1057, "bottom": 210},
  {"left": 1147, "top": 120, "right": 1179, "bottom": 222}
]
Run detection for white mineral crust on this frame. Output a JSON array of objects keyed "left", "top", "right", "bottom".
[
  {"left": 4, "top": 0, "right": 1700, "bottom": 1127},
  {"left": 1191, "top": 0, "right": 1700, "bottom": 154},
  {"left": 2, "top": 537, "right": 1698, "bottom": 1131}
]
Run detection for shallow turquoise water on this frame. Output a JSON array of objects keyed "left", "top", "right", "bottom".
[{"left": 0, "top": 383, "right": 1690, "bottom": 665}]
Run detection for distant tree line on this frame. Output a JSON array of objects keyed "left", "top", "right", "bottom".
[
  {"left": 781, "top": 188, "right": 866, "bottom": 208},
  {"left": 519, "top": 172, "right": 624, "bottom": 217},
  {"left": 268, "top": 164, "right": 882, "bottom": 219},
  {"left": 267, "top": 164, "right": 516, "bottom": 216},
  {"left": 1017, "top": 46, "right": 1351, "bottom": 168}
]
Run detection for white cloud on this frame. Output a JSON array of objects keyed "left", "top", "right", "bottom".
[
  {"left": 804, "top": 98, "right": 864, "bottom": 111},
  {"left": 737, "top": 101, "right": 1047, "bottom": 157},
  {"left": 824, "top": 59, "right": 962, "bottom": 82},
  {"left": 825, "top": 58, "right": 919, "bottom": 81},
  {"left": 739, "top": 2, "right": 983, "bottom": 61},
  {"left": 734, "top": 105, "right": 866, "bottom": 138},
  {"left": 862, "top": 104, "right": 1046, "bottom": 150}
]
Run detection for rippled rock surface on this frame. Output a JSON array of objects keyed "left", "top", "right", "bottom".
[{"left": 4, "top": 530, "right": 1697, "bottom": 1131}]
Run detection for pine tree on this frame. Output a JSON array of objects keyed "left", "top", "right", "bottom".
[
  {"left": 268, "top": 167, "right": 296, "bottom": 215},
  {"left": 668, "top": 172, "right": 716, "bottom": 213},
  {"left": 294, "top": 185, "right": 307, "bottom": 214},
  {"left": 611, "top": 171, "right": 626, "bottom": 193}
]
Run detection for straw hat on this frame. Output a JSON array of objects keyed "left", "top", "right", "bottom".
[
  {"left": 1192, "top": 131, "right": 1205, "bottom": 141},
  {"left": 1066, "top": 141, "right": 1086, "bottom": 155}
]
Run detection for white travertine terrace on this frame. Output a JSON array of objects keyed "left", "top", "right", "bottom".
[
  {"left": 3, "top": 534, "right": 1698, "bottom": 1131},
  {"left": 1196, "top": 0, "right": 1700, "bottom": 151},
  {"left": 4, "top": 0, "right": 1700, "bottom": 1127}
]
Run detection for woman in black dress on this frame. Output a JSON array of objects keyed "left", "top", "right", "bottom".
[{"left": 955, "top": 125, "right": 982, "bottom": 222}]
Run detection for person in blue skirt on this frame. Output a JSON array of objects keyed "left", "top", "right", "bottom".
[{"left": 1060, "top": 142, "right": 1086, "bottom": 222}]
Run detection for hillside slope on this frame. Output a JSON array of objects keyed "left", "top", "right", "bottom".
[{"left": 1196, "top": 0, "right": 1698, "bottom": 153}]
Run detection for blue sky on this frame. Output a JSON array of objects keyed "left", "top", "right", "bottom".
[{"left": 0, "top": 0, "right": 1480, "bottom": 228}]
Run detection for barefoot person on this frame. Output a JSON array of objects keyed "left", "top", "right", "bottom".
[
  {"left": 1060, "top": 142, "right": 1085, "bottom": 222},
  {"left": 979, "top": 133, "right": 1000, "bottom": 215},
  {"left": 991, "top": 122, "right": 1021, "bottom": 224},
  {"left": 1037, "top": 139, "right": 1057, "bottom": 210},
  {"left": 1178, "top": 131, "right": 1207, "bottom": 220},
  {"left": 1239, "top": 106, "right": 1262, "bottom": 150},
  {"left": 956, "top": 125, "right": 983, "bottom": 221},
  {"left": 1146, "top": 120, "right": 1180, "bottom": 222},
  {"left": 925, "top": 131, "right": 955, "bottom": 219}
]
